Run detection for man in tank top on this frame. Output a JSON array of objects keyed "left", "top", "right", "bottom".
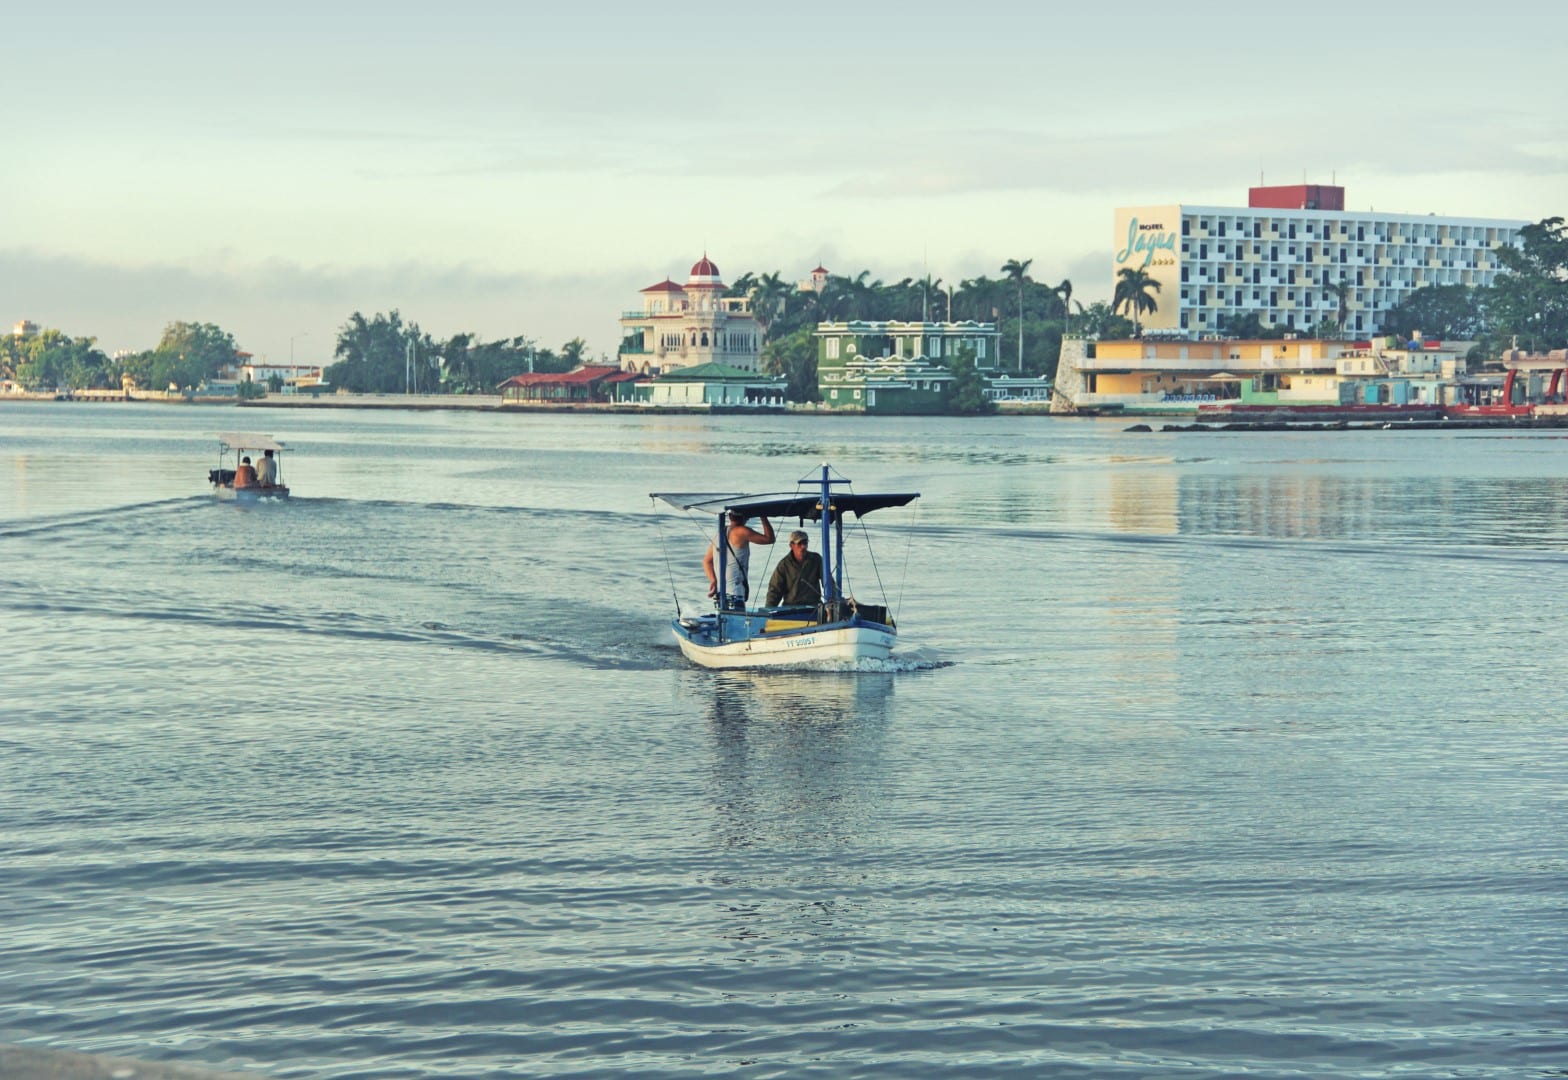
[{"left": 703, "top": 510, "right": 775, "bottom": 611}]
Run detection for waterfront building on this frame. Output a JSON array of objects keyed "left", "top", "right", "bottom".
[
  {"left": 618, "top": 256, "right": 761, "bottom": 375},
  {"left": 1056, "top": 333, "right": 1490, "bottom": 414},
  {"left": 815, "top": 320, "right": 1000, "bottom": 413},
  {"left": 499, "top": 365, "right": 639, "bottom": 405},
  {"left": 1114, "top": 184, "right": 1526, "bottom": 337},
  {"left": 241, "top": 362, "right": 324, "bottom": 387},
  {"left": 1054, "top": 336, "right": 1353, "bottom": 413},
  {"left": 645, "top": 362, "right": 786, "bottom": 409},
  {"left": 12, "top": 319, "right": 39, "bottom": 339},
  {"left": 984, "top": 374, "right": 1054, "bottom": 404}
]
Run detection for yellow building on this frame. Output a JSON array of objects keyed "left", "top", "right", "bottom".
[{"left": 1054, "top": 337, "right": 1357, "bottom": 413}]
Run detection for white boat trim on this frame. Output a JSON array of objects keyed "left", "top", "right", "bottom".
[{"left": 673, "top": 622, "right": 896, "bottom": 669}]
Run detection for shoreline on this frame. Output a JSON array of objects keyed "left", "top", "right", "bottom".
[
  {"left": 7, "top": 394, "right": 1565, "bottom": 427},
  {"left": 0, "top": 393, "right": 1055, "bottom": 417}
]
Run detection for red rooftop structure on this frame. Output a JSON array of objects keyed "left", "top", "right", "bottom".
[
  {"left": 1248, "top": 184, "right": 1346, "bottom": 211},
  {"left": 498, "top": 365, "right": 642, "bottom": 405}
]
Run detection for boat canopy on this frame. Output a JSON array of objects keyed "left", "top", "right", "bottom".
[
  {"left": 216, "top": 432, "right": 286, "bottom": 453},
  {"left": 652, "top": 490, "right": 918, "bottom": 521}
]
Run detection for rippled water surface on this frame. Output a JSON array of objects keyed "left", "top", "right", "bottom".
[{"left": 3, "top": 403, "right": 1566, "bottom": 1077}]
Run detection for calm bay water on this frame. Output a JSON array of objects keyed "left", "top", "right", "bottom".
[{"left": 2, "top": 402, "right": 1565, "bottom": 1078}]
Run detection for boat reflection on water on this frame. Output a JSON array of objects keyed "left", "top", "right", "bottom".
[{"left": 696, "top": 669, "right": 895, "bottom": 855}]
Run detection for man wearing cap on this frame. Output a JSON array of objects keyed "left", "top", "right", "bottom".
[{"left": 765, "top": 530, "right": 824, "bottom": 607}]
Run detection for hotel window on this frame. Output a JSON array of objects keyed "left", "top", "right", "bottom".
[
  {"left": 976, "top": 339, "right": 986, "bottom": 359},
  {"left": 826, "top": 338, "right": 840, "bottom": 359}
]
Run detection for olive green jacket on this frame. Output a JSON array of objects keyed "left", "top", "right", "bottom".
[{"left": 765, "top": 551, "right": 824, "bottom": 607}]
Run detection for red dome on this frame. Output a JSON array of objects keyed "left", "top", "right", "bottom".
[{"left": 690, "top": 255, "right": 721, "bottom": 278}]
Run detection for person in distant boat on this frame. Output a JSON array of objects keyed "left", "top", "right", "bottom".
[
  {"left": 255, "top": 448, "right": 277, "bottom": 487},
  {"left": 704, "top": 510, "right": 774, "bottom": 610},
  {"left": 766, "top": 530, "right": 824, "bottom": 608},
  {"left": 234, "top": 455, "right": 257, "bottom": 489}
]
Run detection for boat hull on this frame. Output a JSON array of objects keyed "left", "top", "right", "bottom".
[
  {"left": 214, "top": 485, "right": 290, "bottom": 503},
  {"left": 673, "top": 618, "right": 896, "bottom": 669}
]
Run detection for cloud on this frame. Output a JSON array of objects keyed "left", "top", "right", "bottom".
[
  {"left": 0, "top": 249, "right": 639, "bottom": 362},
  {"left": 809, "top": 114, "right": 1568, "bottom": 201}
]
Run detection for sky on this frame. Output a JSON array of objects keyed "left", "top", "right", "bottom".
[{"left": 3, "top": 1, "right": 1564, "bottom": 367}]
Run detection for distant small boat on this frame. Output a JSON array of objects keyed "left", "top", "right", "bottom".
[
  {"left": 652, "top": 465, "right": 918, "bottom": 669},
  {"left": 209, "top": 432, "right": 290, "bottom": 502}
]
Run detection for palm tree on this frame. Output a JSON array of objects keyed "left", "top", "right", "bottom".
[
  {"left": 915, "top": 274, "right": 943, "bottom": 322},
  {"left": 1001, "top": 258, "right": 1033, "bottom": 371},
  {"left": 1327, "top": 278, "right": 1352, "bottom": 335},
  {"left": 561, "top": 337, "right": 588, "bottom": 368},
  {"left": 748, "top": 271, "right": 793, "bottom": 342},
  {"left": 816, "top": 276, "right": 856, "bottom": 322},
  {"left": 1113, "top": 267, "right": 1161, "bottom": 335},
  {"left": 847, "top": 270, "right": 882, "bottom": 321},
  {"left": 1056, "top": 279, "right": 1074, "bottom": 332}
]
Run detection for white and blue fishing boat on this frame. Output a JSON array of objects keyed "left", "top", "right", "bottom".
[{"left": 653, "top": 465, "right": 918, "bottom": 669}]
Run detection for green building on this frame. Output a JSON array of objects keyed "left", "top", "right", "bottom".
[
  {"left": 815, "top": 320, "right": 1001, "bottom": 413},
  {"left": 647, "top": 362, "right": 786, "bottom": 409}
]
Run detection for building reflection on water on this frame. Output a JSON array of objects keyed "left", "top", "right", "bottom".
[{"left": 1103, "top": 468, "right": 1568, "bottom": 548}]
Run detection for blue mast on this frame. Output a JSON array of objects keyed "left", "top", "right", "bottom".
[
  {"left": 715, "top": 509, "right": 728, "bottom": 642},
  {"left": 818, "top": 464, "right": 835, "bottom": 604}
]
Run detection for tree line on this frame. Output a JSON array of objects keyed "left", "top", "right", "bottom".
[{"left": 0, "top": 321, "right": 243, "bottom": 395}]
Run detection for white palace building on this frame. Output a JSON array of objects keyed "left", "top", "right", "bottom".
[
  {"left": 617, "top": 255, "right": 761, "bottom": 374},
  {"left": 1115, "top": 184, "right": 1527, "bottom": 337}
]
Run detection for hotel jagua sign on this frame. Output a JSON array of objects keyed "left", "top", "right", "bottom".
[
  {"left": 1112, "top": 206, "right": 1182, "bottom": 329},
  {"left": 1116, "top": 216, "right": 1178, "bottom": 269}
]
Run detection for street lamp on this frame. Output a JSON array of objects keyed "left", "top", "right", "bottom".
[{"left": 289, "top": 331, "right": 308, "bottom": 366}]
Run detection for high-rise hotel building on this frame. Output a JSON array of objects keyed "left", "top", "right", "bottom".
[{"left": 1114, "top": 185, "right": 1527, "bottom": 336}]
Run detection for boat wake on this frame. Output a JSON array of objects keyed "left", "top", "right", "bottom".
[
  {"left": 713, "top": 650, "right": 949, "bottom": 674},
  {"left": 0, "top": 496, "right": 204, "bottom": 539}
]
